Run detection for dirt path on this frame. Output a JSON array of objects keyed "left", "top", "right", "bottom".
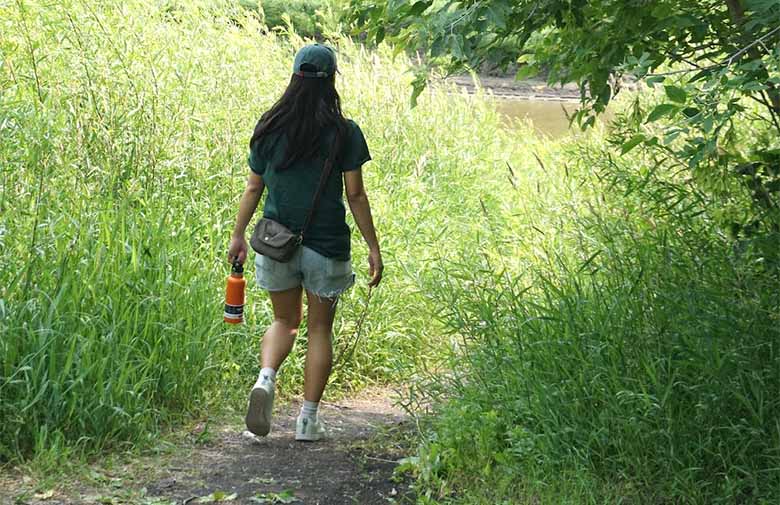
[{"left": 2, "top": 390, "right": 416, "bottom": 505}]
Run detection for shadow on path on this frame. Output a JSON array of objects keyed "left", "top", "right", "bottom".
[
  {"left": 146, "top": 394, "right": 414, "bottom": 505},
  {"left": 1, "top": 391, "right": 416, "bottom": 505}
]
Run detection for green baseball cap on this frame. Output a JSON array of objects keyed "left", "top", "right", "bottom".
[{"left": 292, "top": 44, "right": 338, "bottom": 78}]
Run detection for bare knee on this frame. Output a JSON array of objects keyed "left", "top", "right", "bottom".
[
  {"left": 307, "top": 322, "right": 332, "bottom": 339},
  {"left": 274, "top": 316, "right": 301, "bottom": 337}
]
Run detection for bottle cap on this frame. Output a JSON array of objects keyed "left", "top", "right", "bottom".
[{"left": 232, "top": 260, "right": 244, "bottom": 274}]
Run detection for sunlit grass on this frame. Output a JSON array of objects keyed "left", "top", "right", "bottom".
[
  {"left": 5, "top": 3, "right": 771, "bottom": 503},
  {"left": 0, "top": 0, "right": 531, "bottom": 467},
  {"left": 409, "top": 130, "right": 780, "bottom": 503}
]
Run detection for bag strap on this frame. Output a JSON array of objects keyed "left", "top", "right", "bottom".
[{"left": 299, "top": 130, "right": 342, "bottom": 239}]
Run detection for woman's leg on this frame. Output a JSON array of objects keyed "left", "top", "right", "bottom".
[
  {"left": 302, "top": 291, "right": 337, "bottom": 402},
  {"left": 246, "top": 286, "right": 303, "bottom": 437},
  {"left": 261, "top": 286, "right": 304, "bottom": 369}
]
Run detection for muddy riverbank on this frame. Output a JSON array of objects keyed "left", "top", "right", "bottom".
[{"left": 446, "top": 74, "right": 582, "bottom": 101}]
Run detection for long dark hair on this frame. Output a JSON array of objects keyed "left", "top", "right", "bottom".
[{"left": 250, "top": 71, "right": 348, "bottom": 171}]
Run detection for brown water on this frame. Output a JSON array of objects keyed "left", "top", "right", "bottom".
[{"left": 494, "top": 99, "right": 579, "bottom": 138}]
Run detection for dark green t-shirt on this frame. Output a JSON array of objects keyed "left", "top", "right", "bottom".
[{"left": 248, "top": 120, "right": 371, "bottom": 261}]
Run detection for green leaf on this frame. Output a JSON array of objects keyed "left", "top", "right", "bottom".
[
  {"left": 646, "top": 103, "right": 678, "bottom": 123},
  {"left": 484, "top": 5, "right": 507, "bottom": 30},
  {"left": 249, "top": 491, "right": 300, "bottom": 504},
  {"left": 275, "top": 490, "right": 299, "bottom": 504},
  {"left": 690, "top": 68, "right": 714, "bottom": 83},
  {"left": 597, "top": 84, "right": 612, "bottom": 106},
  {"left": 196, "top": 491, "right": 238, "bottom": 503},
  {"left": 375, "top": 26, "right": 385, "bottom": 45},
  {"left": 742, "top": 81, "right": 768, "bottom": 91},
  {"left": 620, "top": 134, "right": 646, "bottom": 154},
  {"left": 702, "top": 116, "right": 714, "bottom": 133},
  {"left": 410, "top": 71, "right": 427, "bottom": 108},
  {"left": 394, "top": 455, "right": 420, "bottom": 475},
  {"left": 670, "top": 14, "right": 699, "bottom": 28},
  {"left": 407, "top": 1, "right": 430, "bottom": 17},
  {"left": 515, "top": 64, "right": 538, "bottom": 80},
  {"left": 449, "top": 34, "right": 464, "bottom": 60},
  {"left": 386, "top": 0, "right": 407, "bottom": 15},
  {"left": 582, "top": 115, "right": 596, "bottom": 129},
  {"left": 738, "top": 59, "right": 763, "bottom": 72},
  {"left": 646, "top": 75, "right": 665, "bottom": 87},
  {"left": 429, "top": 35, "right": 445, "bottom": 58},
  {"left": 681, "top": 107, "right": 700, "bottom": 118},
  {"left": 33, "top": 490, "right": 55, "bottom": 500},
  {"left": 664, "top": 129, "right": 681, "bottom": 144},
  {"left": 664, "top": 85, "right": 687, "bottom": 103}
]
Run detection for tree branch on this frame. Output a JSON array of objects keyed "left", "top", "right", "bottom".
[{"left": 647, "top": 25, "right": 780, "bottom": 77}]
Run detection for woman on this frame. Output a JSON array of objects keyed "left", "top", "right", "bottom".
[{"left": 227, "top": 44, "right": 383, "bottom": 442}]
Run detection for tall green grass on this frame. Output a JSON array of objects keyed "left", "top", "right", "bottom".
[
  {"left": 0, "top": 0, "right": 514, "bottom": 466},
  {"left": 7, "top": 3, "right": 772, "bottom": 501},
  {"left": 408, "top": 120, "right": 780, "bottom": 502}
]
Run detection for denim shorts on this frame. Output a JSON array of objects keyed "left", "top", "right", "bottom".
[{"left": 254, "top": 246, "right": 355, "bottom": 299}]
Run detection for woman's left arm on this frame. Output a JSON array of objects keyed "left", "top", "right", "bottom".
[{"left": 228, "top": 172, "right": 265, "bottom": 264}]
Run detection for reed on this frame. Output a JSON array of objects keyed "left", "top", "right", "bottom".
[
  {"left": 409, "top": 131, "right": 780, "bottom": 503},
  {"left": 5, "top": 3, "right": 772, "bottom": 502},
  {"left": 0, "top": 0, "right": 517, "bottom": 466}
]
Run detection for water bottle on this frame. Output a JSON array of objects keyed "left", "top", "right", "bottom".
[{"left": 224, "top": 260, "right": 246, "bottom": 324}]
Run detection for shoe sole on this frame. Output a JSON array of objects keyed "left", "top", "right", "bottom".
[
  {"left": 245, "top": 388, "right": 271, "bottom": 436},
  {"left": 295, "top": 432, "right": 323, "bottom": 442}
]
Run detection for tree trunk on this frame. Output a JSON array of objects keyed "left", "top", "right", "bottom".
[{"left": 725, "top": 0, "right": 745, "bottom": 23}]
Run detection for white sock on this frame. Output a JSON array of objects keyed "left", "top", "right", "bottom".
[
  {"left": 255, "top": 367, "right": 276, "bottom": 389},
  {"left": 300, "top": 400, "right": 319, "bottom": 419}
]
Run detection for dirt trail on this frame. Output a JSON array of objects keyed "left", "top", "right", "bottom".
[{"left": 1, "top": 390, "right": 415, "bottom": 505}]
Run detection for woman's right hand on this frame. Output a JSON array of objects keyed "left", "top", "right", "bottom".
[
  {"left": 368, "top": 248, "right": 383, "bottom": 287},
  {"left": 228, "top": 235, "right": 249, "bottom": 265}
]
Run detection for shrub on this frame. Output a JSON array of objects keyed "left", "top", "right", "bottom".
[
  {"left": 411, "top": 135, "right": 780, "bottom": 503},
  {"left": 239, "top": 0, "right": 331, "bottom": 38}
]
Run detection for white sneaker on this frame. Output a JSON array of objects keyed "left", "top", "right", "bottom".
[
  {"left": 245, "top": 381, "right": 274, "bottom": 436},
  {"left": 295, "top": 415, "right": 326, "bottom": 442}
]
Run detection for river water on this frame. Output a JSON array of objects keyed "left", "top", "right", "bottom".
[{"left": 493, "top": 98, "right": 578, "bottom": 138}]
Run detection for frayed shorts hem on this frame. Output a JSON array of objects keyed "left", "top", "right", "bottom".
[
  {"left": 303, "top": 273, "right": 356, "bottom": 300},
  {"left": 255, "top": 247, "right": 354, "bottom": 300}
]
